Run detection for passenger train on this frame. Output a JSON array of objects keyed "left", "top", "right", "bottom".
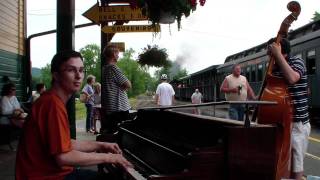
[{"left": 173, "top": 19, "right": 320, "bottom": 122}]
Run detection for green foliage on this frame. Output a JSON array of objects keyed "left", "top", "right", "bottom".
[
  {"left": 173, "top": 68, "right": 188, "bottom": 80},
  {"left": 154, "top": 61, "right": 188, "bottom": 82},
  {"left": 118, "top": 48, "right": 157, "bottom": 97},
  {"left": 40, "top": 64, "right": 52, "bottom": 89},
  {"left": 32, "top": 67, "right": 41, "bottom": 78},
  {"left": 138, "top": 45, "right": 170, "bottom": 67},
  {"left": 31, "top": 76, "right": 40, "bottom": 90},
  {"left": 79, "top": 44, "right": 101, "bottom": 82},
  {"left": 312, "top": 11, "right": 320, "bottom": 21},
  {"left": 144, "top": 72, "right": 158, "bottom": 92},
  {"left": 75, "top": 100, "right": 86, "bottom": 120},
  {"left": 34, "top": 45, "right": 158, "bottom": 100},
  {"left": 129, "top": 97, "right": 138, "bottom": 110},
  {"left": 31, "top": 64, "right": 51, "bottom": 91}
]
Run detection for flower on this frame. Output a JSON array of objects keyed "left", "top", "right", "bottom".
[
  {"left": 137, "top": 45, "right": 170, "bottom": 67},
  {"left": 131, "top": 0, "right": 206, "bottom": 30}
]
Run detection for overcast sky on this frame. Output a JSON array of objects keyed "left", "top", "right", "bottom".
[{"left": 28, "top": 0, "right": 319, "bottom": 74}]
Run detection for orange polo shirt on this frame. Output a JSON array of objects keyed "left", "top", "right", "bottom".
[{"left": 16, "top": 90, "right": 73, "bottom": 180}]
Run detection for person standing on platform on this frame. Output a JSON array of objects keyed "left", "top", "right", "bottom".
[
  {"left": 220, "top": 64, "right": 256, "bottom": 121},
  {"left": 15, "top": 50, "right": 132, "bottom": 180},
  {"left": 31, "top": 83, "right": 46, "bottom": 103},
  {"left": 191, "top": 88, "right": 203, "bottom": 114},
  {"left": 82, "top": 75, "right": 95, "bottom": 133},
  {"left": 155, "top": 74, "right": 175, "bottom": 106},
  {"left": 268, "top": 38, "right": 310, "bottom": 180},
  {"left": 92, "top": 82, "right": 101, "bottom": 134},
  {"left": 102, "top": 45, "right": 131, "bottom": 133}
]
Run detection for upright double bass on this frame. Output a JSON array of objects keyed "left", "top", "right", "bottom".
[{"left": 257, "top": 1, "right": 300, "bottom": 180}]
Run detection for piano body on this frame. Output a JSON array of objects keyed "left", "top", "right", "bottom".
[{"left": 101, "top": 106, "right": 283, "bottom": 180}]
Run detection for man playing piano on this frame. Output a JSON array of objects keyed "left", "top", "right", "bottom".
[{"left": 15, "top": 51, "right": 132, "bottom": 180}]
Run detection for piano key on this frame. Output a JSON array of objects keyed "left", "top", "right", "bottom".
[{"left": 126, "top": 167, "right": 147, "bottom": 180}]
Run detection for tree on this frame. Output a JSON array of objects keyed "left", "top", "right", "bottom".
[
  {"left": 31, "top": 76, "right": 41, "bottom": 91},
  {"left": 117, "top": 48, "right": 157, "bottom": 97},
  {"left": 312, "top": 11, "right": 320, "bottom": 21},
  {"left": 79, "top": 44, "right": 101, "bottom": 82},
  {"left": 154, "top": 61, "right": 188, "bottom": 82},
  {"left": 40, "top": 64, "right": 52, "bottom": 90}
]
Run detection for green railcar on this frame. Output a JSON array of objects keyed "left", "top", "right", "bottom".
[
  {"left": 0, "top": 0, "right": 30, "bottom": 102},
  {"left": 174, "top": 20, "right": 320, "bottom": 123}
]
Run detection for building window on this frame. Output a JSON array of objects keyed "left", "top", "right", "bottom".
[
  {"left": 258, "top": 64, "right": 263, "bottom": 81},
  {"left": 246, "top": 67, "right": 251, "bottom": 81},
  {"left": 306, "top": 50, "right": 316, "bottom": 75},
  {"left": 295, "top": 53, "right": 302, "bottom": 59},
  {"left": 251, "top": 66, "right": 256, "bottom": 82}
]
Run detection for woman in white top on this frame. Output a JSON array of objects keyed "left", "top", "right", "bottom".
[
  {"left": 0, "top": 82, "right": 26, "bottom": 128},
  {"left": 92, "top": 82, "right": 101, "bottom": 134}
]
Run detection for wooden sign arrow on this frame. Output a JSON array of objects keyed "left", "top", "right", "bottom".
[
  {"left": 102, "top": 25, "right": 160, "bottom": 33},
  {"left": 83, "top": 4, "right": 148, "bottom": 24}
]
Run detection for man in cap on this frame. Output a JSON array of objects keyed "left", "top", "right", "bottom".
[{"left": 155, "top": 74, "right": 175, "bottom": 106}]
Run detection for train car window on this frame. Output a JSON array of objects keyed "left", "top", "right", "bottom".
[
  {"left": 295, "top": 53, "right": 302, "bottom": 59},
  {"left": 258, "top": 64, "right": 263, "bottom": 81},
  {"left": 246, "top": 67, "right": 251, "bottom": 81},
  {"left": 306, "top": 50, "right": 316, "bottom": 75},
  {"left": 251, "top": 66, "right": 256, "bottom": 82}
]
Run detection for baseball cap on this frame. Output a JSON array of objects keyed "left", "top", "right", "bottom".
[{"left": 161, "top": 74, "right": 168, "bottom": 80}]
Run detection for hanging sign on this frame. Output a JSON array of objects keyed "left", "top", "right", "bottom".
[
  {"left": 102, "top": 25, "right": 160, "bottom": 33},
  {"left": 83, "top": 4, "right": 148, "bottom": 23}
]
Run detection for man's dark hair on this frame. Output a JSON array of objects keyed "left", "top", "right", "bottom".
[
  {"left": 51, "top": 50, "right": 83, "bottom": 73},
  {"left": 36, "top": 83, "right": 45, "bottom": 92},
  {"left": 1, "top": 82, "right": 16, "bottom": 96},
  {"left": 267, "top": 38, "right": 291, "bottom": 55}
]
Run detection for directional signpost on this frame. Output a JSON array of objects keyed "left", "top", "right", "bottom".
[
  {"left": 82, "top": 3, "right": 159, "bottom": 129},
  {"left": 83, "top": 4, "right": 160, "bottom": 34},
  {"left": 83, "top": 4, "right": 148, "bottom": 24}
]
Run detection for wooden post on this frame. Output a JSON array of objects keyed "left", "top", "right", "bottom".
[{"left": 57, "top": 0, "right": 76, "bottom": 139}]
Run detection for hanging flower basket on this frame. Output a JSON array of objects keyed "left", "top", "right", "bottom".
[
  {"left": 130, "top": 0, "right": 206, "bottom": 30},
  {"left": 159, "top": 10, "right": 175, "bottom": 24},
  {"left": 137, "top": 45, "right": 170, "bottom": 67}
]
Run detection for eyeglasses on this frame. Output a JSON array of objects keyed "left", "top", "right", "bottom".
[{"left": 61, "top": 67, "right": 85, "bottom": 74}]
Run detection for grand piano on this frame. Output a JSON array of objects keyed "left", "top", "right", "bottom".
[{"left": 99, "top": 101, "right": 287, "bottom": 180}]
